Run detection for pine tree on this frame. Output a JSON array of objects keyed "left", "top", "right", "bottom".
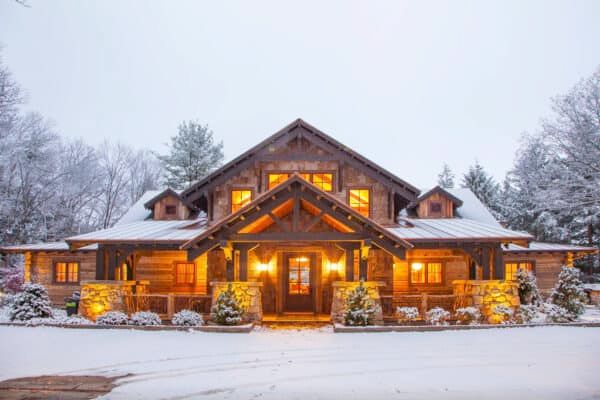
[
  {"left": 550, "top": 266, "right": 587, "bottom": 318},
  {"left": 437, "top": 164, "right": 455, "bottom": 189},
  {"left": 461, "top": 161, "right": 501, "bottom": 217},
  {"left": 343, "top": 280, "right": 380, "bottom": 326},
  {"left": 159, "top": 121, "right": 224, "bottom": 190},
  {"left": 10, "top": 283, "right": 53, "bottom": 321},
  {"left": 515, "top": 268, "right": 542, "bottom": 305},
  {"left": 210, "top": 283, "right": 244, "bottom": 325}
]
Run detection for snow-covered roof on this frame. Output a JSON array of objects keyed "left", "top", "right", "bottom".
[
  {"left": 66, "top": 219, "right": 207, "bottom": 244},
  {"left": 504, "top": 242, "right": 598, "bottom": 253},
  {"left": 0, "top": 242, "right": 98, "bottom": 253},
  {"left": 115, "top": 190, "right": 161, "bottom": 225},
  {"left": 387, "top": 218, "right": 533, "bottom": 241},
  {"left": 446, "top": 187, "right": 500, "bottom": 226}
]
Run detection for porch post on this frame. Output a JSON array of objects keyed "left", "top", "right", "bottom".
[
  {"left": 359, "top": 240, "right": 371, "bottom": 281},
  {"left": 107, "top": 246, "right": 117, "bottom": 280},
  {"left": 235, "top": 243, "right": 258, "bottom": 282},
  {"left": 345, "top": 246, "right": 355, "bottom": 281},
  {"left": 481, "top": 247, "right": 491, "bottom": 280},
  {"left": 95, "top": 245, "right": 106, "bottom": 280},
  {"left": 493, "top": 246, "right": 505, "bottom": 280},
  {"left": 225, "top": 258, "right": 234, "bottom": 281}
]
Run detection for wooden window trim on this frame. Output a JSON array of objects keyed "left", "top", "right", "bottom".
[
  {"left": 264, "top": 170, "right": 336, "bottom": 192},
  {"left": 504, "top": 259, "right": 536, "bottom": 281},
  {"left": 52, "top": 260, "right": 80, "bottom": 284},
  {"left": 229, "top": 187, "right": 254, "bottom": 214},
  {"left": 429, "top": 201, "right": 442, "bottom": 214},
  {"left": 347, "top": 186, "right": 372, "bottom": 218},
  {"left": 174, "top": 261, "right": 196, "bottom": 286},
  {"left": 165, "top": 205, "right": 177, "bottom": 215},
  {"left": 408, "top": 260, "right": 445, "bottom": 286}
]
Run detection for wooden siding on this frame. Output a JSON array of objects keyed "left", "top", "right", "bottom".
[
  {"left": 29, "top": 251, "right": 96, "bottom": 305},
  {"left": 136, "top": 250, "right": 207, "bottom": 294},
  {"left": 417, "top": 192, "right": 454, "bottom": 218},
  {"left": 504, "top": 252, "right": 566, "bottom": 293},
  {"left": 153, "top": 195, "right": 190, "bottom": 220}
]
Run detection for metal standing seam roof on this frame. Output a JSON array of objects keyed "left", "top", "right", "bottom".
[
  {"left": 387, "top": 218, "right": 534, "bottom": 241},
  {"left": 0, "top": 242, "right": 98, "bottom": 252},
  {"left": 504, "top": 242, "right": 598, "bottom": 253},
  {"left": 66, "top": 219, "right": 207, "bottom": 243}
]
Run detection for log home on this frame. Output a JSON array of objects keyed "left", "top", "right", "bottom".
[{"left": 1, "top": 119, "right": 596, "bottom": 322}]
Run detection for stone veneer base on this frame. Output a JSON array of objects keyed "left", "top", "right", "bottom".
[
  {"left": 210, "top": 281, "right": 263, "bottom": 323},
  {"left": 330, "top": 281, "right": 385, "bottom": 325}
]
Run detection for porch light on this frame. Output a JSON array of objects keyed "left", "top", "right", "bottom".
[
  {"left": 258, "top": 263, "right": 269, "bottom": 272},
  {"left": 328, "top": 262, "right": 339, "bottom": 272},
  {"left": 411, "top": 262, "right": 424, "bottom": 272}
]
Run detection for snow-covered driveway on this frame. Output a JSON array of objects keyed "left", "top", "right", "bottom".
[{"left": 0, "top": 325, "right": 598, "bottom": 399}]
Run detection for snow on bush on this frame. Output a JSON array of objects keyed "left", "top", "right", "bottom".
[
  {"left": 1, "top": 255, "right": 24, "bottom": 294},
  {"left": 27, "top": 314, "right": 93, "bottom": 326},
  {"left": 172, "top": 309, "right": 204, "bottom": 327},
  {"left": 9, "top": 283, "right": 53, "bottom": 321},
  {"left": 129, "top": 311, "right": 162, "bottom": 326},
  {"left": 396, "top": 306, "right": 419, "bottom": 323},
  {"left": 550, "top": 266, "right": 586, "bottom": 319},
  {"left": 343, "top": 280, "right": 380, "bottom": 326},
  {"left": 543, "top": 303, "right": 573, "bottom": 323},
  {"left": 516, "top": 268, "right": 542, "bottom": 305},
  {"left": 96, "top": 311, "right": 129, "bottom": 325},
  {"left": 513, "top": 304, "right": 540, "bottom": 324},
  {"left": 455, "top": 307, "right": 481, "bottom": 325},
  {"left": 211, "top": 284, "right": 244, "bottom": 325},
  {"left": 491, "top": 305, "right": 514, "bottom": 324},
  {"left": 425, "top": 307, "right": 451, "bottom": 326}
]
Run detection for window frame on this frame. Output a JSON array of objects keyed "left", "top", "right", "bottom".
[
  {"left": 347, "top": 186, "right": 372, "bottom": 218},
  {"left": 265, "top": 170, "right": 336, "bottom": 192},
  {"left": 504, "top": 260, "right": 536, "bottom": 282},
  {"left": 165, "top": 205, "right": 177, "bottom": 215},
  {"left": 229, "top": 187, "right": 254, "bottom": 214},
  {"left": 174, "top": 262, "right": 196, "bottom": 286},
  {"left": 429, "top": 201, "right": 442, "bottom": 214},
  {"left": 408, "top": 260, "right": 445, "bottom": 286},
  {"left": 53, "top": 260, "right": 80, "bottom": 284}
]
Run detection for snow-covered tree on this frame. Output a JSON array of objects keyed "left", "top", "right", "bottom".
[
  {"left": 437, "top": 164, "right": 455, "bottom": 189},
  {"left": 516, "top": 268, "right": 542, "bottom": 305},
  {"left": 9, "top": 283, "right": 53, "bottom": 321},
  {"left": 461, "top": 161, "right": 501, "bottom": 217},
  {"left": 211, "top": 284, "right": 244, "bottom": 325},
  {"left": 0, "top": 254, "right": 24, "bottom": 294},
  {"left": 172, "top": 309, "right": 204, "bottom": 326},
  {"left": 550, "top": 266, "right": 587, "bottom": 318},
  {"left": 159, "top": 121, "right": 224, "bottom": 190},
  {"left": 343, "top": 280, "right": 380, "bottom": 326}
]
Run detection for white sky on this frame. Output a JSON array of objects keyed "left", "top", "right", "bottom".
[{"left": 1, "top": 0, "right": 598, "bottom": 188}]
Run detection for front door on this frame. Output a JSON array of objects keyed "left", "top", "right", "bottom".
[{"left": 284, "top": 254, "right": 315, "bottom": 312}]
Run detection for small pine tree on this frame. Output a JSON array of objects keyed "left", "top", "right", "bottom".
[
  {"left": 550, "top": 266, "right": 587, "bottom": 318},
  {"left": 516, "top": 268, "right": 542, "bottom": 305},
  {"left": 343, "top": 280, "right": 380, "bottom": 326},
  {"left": 10, "top": 283, "right": 53, "bottom": 321},
  {"left": 437, "top": 164, "right": 455, "bottom": 189},
  {"left": 211, "top": 284, "right": 244, "bottom": 325}
]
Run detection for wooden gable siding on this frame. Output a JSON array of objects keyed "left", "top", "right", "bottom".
[
  {"left": 153, "top": 195, "right": 190, "bottom": 220},
  {"left": 504, "top": 252, "right": 566, "bottom": 293},
  {"left": 136, "top": 250, "right": 207, "bottom": 294},
  {"left": 28, "top": 251, "right": 96, "bottom": 305},
  {"left": 210, "top": 160, "right": 395, "bottom": 225},
  {"left": 417, "top": 192, "right": 454, "bottom": 218}
]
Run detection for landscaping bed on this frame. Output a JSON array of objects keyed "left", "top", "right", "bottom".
[
  {"left": 0, "top": 321, "right": 254, "bottom": 332},
  {"left": 333, "top": 321, "right": 600, "bottom": 333}
]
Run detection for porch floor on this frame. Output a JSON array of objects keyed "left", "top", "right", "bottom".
[{"left": 261, "top": 313, "right": 331, "bottom": 329}]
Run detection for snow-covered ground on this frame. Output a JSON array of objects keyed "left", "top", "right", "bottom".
[{"left": 1, "top": 325, "right": 599, "bottom": 399}]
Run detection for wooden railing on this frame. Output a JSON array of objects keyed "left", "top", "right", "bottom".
[
  {"left": 125, "top": 294, "right": 212, "bottom": 319},
  {"left": 381, "top": 294, "right": 459, "bottom": 318}
]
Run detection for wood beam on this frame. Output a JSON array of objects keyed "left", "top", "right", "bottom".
[
  {"left": 95, "top": 245, "right": 105, "bottom": 280},
  {"left": 268, "top": 211, "right": 289, "bottom": 232},
  {"left": 304, "top": 210, "right": 325, "bottom": 232},
  {"left": 493, "top": 246, "right": 505, "bottom": 279},
  {"left": 234, "top": 243, "right": 258, "bottom": 282},
  {"left": 106, "top": 247, "right": 117, "bottom": 280},
  {"left": 337, "top": 242, "right": 359, "bottom": 281},
  {"left": 230, "top": 232, "right": 366, "bottom": 241},
  {"left": 481, "top": 247, "right": 491, "bottom": 280}
]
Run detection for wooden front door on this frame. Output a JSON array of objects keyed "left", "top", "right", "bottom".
[{"left": 283, "top": 253, "right": 316, "bottom": 312}]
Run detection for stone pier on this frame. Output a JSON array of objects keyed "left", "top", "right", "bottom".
[
  {"left": 453, "top": 280, "right": 520, "bottom": 324},
  {"left": 79, "top": 280, "right": 148, "bottom": 321},
  {"left": 210, "top": 281, "right": 263, "bottom": 323},
  {"left": 330, "top": 281, "right": 385, "bottom": 325}
]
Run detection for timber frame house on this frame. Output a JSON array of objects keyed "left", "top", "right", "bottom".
[{"left": 1, "top": 119, "right": 597, "bottom": 321}]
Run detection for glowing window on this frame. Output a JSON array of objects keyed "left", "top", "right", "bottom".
[
  {"left": 505, "top": 262, "right": 533, "bottom": 281},
  {"left": 298, "top": 173, "right": 311, "bottom": 181},
  {"left": 115, "top": 263, "right": 128, "bottom": 281},
  {"left": 55, "top": 262, "right": 79, "bottom": 283},
  {"left": 410, "top": 262, "right": 425, "bottom": 284},
  {"left": 427, "top": 262, "right": 443, "bottom": 283},
  {"left": 268, "top": 173, "right": 289, "bottom": 189},
  {"left": 231, "top": 190, "right": 252, "bottom": 213},
  {"left": 288, "top": 256, "right": 310, "bottom": 295},
  {"left": 312, "top": 173, "right": 333, "bottom": 192},
  {"left": 175, "top": 262, "right": 195, "bottom": 284},
  {"left": 349, "top": 189, "right": 370, "bottom": 217}
]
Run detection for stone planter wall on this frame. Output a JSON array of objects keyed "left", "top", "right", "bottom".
[
  {"left": 210, "top": 281, "right": 263, "bottom": 323},
  {"left": 453, "top": 280, "right": 520, "bottom": 324},
  {"left": 79, "top": 280, "right": 143, "bottom": 321},
  {"left": 330, "top": 281, "right": 385, "bottom": 325}
]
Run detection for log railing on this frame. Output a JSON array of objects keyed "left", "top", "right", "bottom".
[{"left": 125, "top": 294, "right": 212, "bottom": 319}]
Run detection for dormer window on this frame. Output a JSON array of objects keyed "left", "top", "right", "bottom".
[
  {"left": 429, "top": 202, "right": 442, "bottom": 214},
  {"left": 165, "top": 205, "right": 177, "bottom": 215}
]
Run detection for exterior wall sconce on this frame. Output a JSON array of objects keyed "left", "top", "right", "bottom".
[{"left": 258, "top": 263, "right": 269, "bottom": 273}]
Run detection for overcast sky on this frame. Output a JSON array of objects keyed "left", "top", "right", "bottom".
[{"left": 1, "top": 0, "right": 598, "bottom": 188}]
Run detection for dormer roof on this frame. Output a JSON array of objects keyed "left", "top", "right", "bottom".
[
  {"left": 143, "top": 188, "right": 197, "bottom": 211},
  {"left": 407, "top": 185, "right": 463, "bottom": 211}
]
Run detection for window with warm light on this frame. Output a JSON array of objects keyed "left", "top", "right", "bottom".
[
  {"left": 175, "top": 262, "right": 195, "bottom": 284},
  {"left": 505, "top": 262, "right": 533, "bottom": 281},
  {"left": 268, "top": 173, "right": 289, "bottom": 189},
  {"left": 410, "top": 262, "right": 444, "bottom": 284},
  {"left": 231, "top": 190, "right": 252, "bottom": 213},
  {"left": 288, "top": 256, "right": 310, "bottom": 295},
  {"left": 55, "top": 262, "right": 79, "bottom": 283},
  {"left": 115, "top": 263, "right": 128, "bottom": 281},
  {"left": 349, "top": 188, "right": 370, "bottom": 217},
  {"left": 311, "top": 173, "right": 333, "bottom": 192},
  {"left": 298, "top": 173, "right": 311, "bottom": 181}
]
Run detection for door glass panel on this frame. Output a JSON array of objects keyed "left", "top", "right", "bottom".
[{"left": 289, "top": 256, "right": 310, "bottom": 295}]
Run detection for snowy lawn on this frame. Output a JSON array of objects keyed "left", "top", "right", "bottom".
[{"left": 1, "top": 326, "right": 599, "bottom": 399}]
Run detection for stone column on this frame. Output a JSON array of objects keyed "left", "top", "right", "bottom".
[
  {"left": 453, "top": 279, "right": 520, "bottom": 324},
  {"left": 330, "top": 281, "right": 385, "bottom": 325},
  {"left": 210, "top": 281, "right": 264, "bottom": 323},
  {"left": 79, "top": 280, "right": 137, "bottom": 321}
]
